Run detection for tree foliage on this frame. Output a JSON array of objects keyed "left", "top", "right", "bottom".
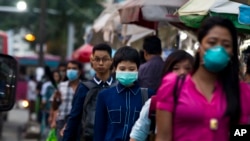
[{"left": 0, "top": 0, "right": 103, "bottom": 57}]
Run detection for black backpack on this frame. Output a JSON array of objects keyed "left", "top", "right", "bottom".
[{"left": 81, "top": 80, "right": 117, "bottom": 141}]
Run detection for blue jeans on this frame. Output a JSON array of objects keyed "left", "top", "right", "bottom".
[{"left": 56, "top": 120, "right": 66, "bottom": 141}]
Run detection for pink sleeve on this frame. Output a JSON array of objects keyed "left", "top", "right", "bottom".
[
  {"left": 156, "top": 72, "right": 178, "bottom": 112},
  {"left": 240, "top": 82, "right": 250, "bottom": 124}
]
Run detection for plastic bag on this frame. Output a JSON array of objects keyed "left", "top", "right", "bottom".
[{"left": 46, "top": 128, "right": 57, "bottom": 141}]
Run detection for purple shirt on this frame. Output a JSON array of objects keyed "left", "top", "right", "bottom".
[
  {"left": 139, "top": 56, "right": 164, "bottom": 90},
  {"left": 157, "top": 72, "right": 250, "bottom": 141}
]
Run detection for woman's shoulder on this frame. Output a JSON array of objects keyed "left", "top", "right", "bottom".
[
  {"left": 240, "top": 81, "right": 250, "bottom": 93},
  {"left": 239, "top": 82, "right": 250, "bottom": 122},
  {"left": 240, "top": 81, "right": 250, "bottom": 98}
]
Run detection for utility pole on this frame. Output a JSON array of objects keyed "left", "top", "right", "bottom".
[{"left": 38, "top": 0, "right": 46, "bottom": 67}]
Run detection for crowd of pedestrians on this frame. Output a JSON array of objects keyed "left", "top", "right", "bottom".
[{"left": 27, "top": 16, "right": 250, "bottom": 141}]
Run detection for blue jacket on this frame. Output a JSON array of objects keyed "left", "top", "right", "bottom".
[
  {"left": 63, "top": 76, "right": 115, "bottom": 141},
  {"left": 94, "top": 82, "right": 155, "bottom": 141}
]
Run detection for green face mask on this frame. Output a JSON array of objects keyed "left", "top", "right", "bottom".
[{"left": 116, "top": 71, "right": 138, "bottom": 86}]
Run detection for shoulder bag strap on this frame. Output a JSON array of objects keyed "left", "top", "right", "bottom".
[{"left": 140, "top": 88, "right": 149, "bottom": 105}]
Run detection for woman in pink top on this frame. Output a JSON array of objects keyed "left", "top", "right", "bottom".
[{"left": 156, "top": 17, "right": 250, "bottom": 141}]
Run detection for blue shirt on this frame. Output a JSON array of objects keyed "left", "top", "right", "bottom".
[
  {"left": 139, "top": 56, "right": 164, "bottom": 90},
  {"left": 63, "top": 76, "right": 115, "bottom": 141},
  {"left": 94, "top": 82, "right": 155, "bottom": 141}
]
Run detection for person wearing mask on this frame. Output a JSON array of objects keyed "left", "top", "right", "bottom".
[
  {"left": 139, "top": 36, "right": 164, "bottom": 90},
  {"left": 156, "top": 17, "right": 250, "bottom": 141},
  {"left": 129, "top": 50, "right": 194, "bottom": 141},
  {"left": 94, "top": 46, "right": 155, "bottom": 141},
  {"left": 62, "top": 43, "right": 115, "bottom": 141},
  {"left": 50, "top": 60, "right": 82, "bottom": 141}
]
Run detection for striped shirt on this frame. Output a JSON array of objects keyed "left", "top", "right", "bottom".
[{"left": 57, "top": 81, "right": 75, "bottom": 121}]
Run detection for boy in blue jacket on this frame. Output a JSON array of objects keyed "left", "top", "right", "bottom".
[{"left": 94, "top": 46, "right": 155, "bottom": 141}]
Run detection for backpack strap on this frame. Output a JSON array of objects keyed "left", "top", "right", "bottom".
[
  {"left": 140, "top": 88, "right": 148, "bottom": 105},
  {"left": 82, "top": 81, "right": 98, "bottom": 90},
  {"left": 173, "top": 74, "right": 186, "bottom": 110},
  {"left": 148, "top": 95, "right": 157, "bottom": 118},
  {"left": 148, "top": 95, "right": 157, "bottom": 137},
  {"left": 82, "top": 81, "right": 99, "bottom": 108}
]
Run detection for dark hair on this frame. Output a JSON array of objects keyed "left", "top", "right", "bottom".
[
  {"left": 246, "top": 68, "right": 250, "bottom": 75},
  {"left": 196, "top": 17, "right": 241, "bottom": 127},
  {"left": 52, "top": 69, "right": 61, "bottom": 82},
  {"left": 139, "top": 50, "right": 146, "bottom": 64},
  {"left": 58, "top": 62, "right": 67, "bottom": 68},
  {"left": 143, "top": 35, "right": 162, "bottom": 55},
  {"left": 67, "top": 60, "right": 83, "bottom": 70},
  {"left": 246, "top": 58, "right": 250, "bottom": 75},
  {"left": 92, "top": 43, "right": 112, "bottom": 57},
  {"left": 113, "top": 46, "right": 140, "bottom": 69},
  {"left": 161, "top": 50, "right": 194, "bottom": 77},
  {"left": 30, "top": 75, "right": 35, "bottom": 80}
]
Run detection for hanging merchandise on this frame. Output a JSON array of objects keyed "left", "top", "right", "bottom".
[
  {"left": 238, "top": 4, "right": 250, "bottom": 25},
  {"left": 210, "top": 1, "right": 250, "bottom": 34}
]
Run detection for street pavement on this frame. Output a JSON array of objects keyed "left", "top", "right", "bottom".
[{"left": 1, "top": 108, "right": 37, "bottom": 141}]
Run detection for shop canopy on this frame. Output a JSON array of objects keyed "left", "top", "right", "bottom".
[
  {"left": 118, "top": 0, "right": 188, "bottom": 29},
  {"left": 178, "top": 0, "right": 250, "bottom": 34},
  {"left": 72, "top": 44, "right": 93, "bottom": 63}
]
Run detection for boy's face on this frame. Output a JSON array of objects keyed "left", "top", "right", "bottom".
[
  {"left": 116, "top": 61, "right": 138, "bottom": 72},
  {"left": 91, "top": 50, "right": 112, "bottom": 74}
]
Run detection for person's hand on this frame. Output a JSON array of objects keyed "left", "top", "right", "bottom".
[
  {"left": 48, "top": 115, "right": 53, "bottom": 124},
  {"left": 60, "top": 124, "right": 66, "bottom": 137},
  {"left": 54, "top": 90, "right": 61, "bottom": 99},
  {"left": 129, "top": 139, "right": 136, "bottom": 141}
]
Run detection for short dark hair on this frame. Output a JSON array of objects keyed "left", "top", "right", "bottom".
[
  {"left": 30, "top": 75, "right": 35, "bottom": 80},
  {"left": 113, "top": 46, "right": 140, "bottom": 69},
  {"left": 143, "top": 35, "right": 162, "bottom": 55},
  {"left": 67, "top": 60, "right": 83, "bottom": 70},
  {"left": 58, "top": 62, "right": 67, "bottom": 68},
  {"left": 139, "top": 49, "right": 146, "bottom": 64},
  {"left": 92, "top": 43, "right": 112, "bottom": 57}
]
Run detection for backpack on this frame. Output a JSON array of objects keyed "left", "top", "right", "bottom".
[
  {"left": 147, "top": 74, "right": 186, "bottom": 141},
  {"left": 81, "top": 80, "right": 117, "bottom": 140},
  {"left": 81, "top": 80, "right": 149, "bottom": 141}
]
